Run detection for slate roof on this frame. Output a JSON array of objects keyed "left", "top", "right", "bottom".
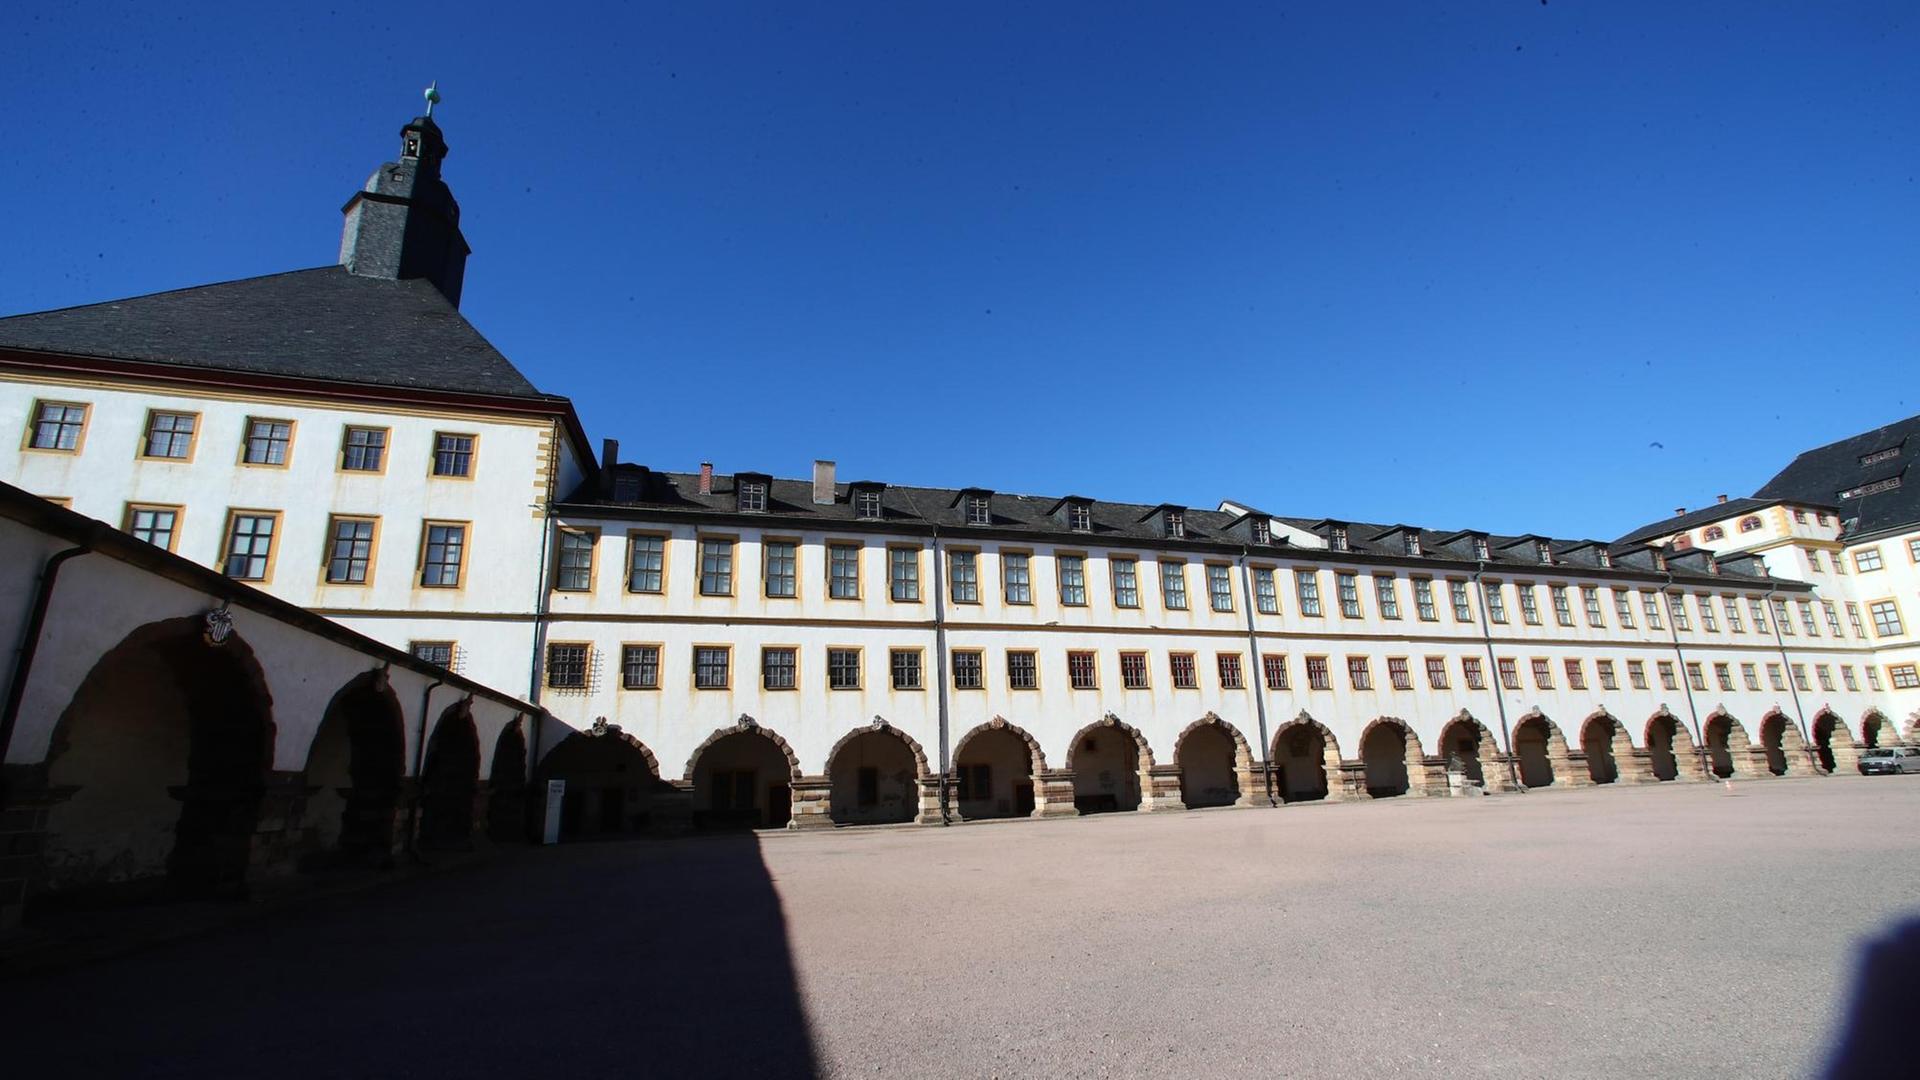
[
  {"left": 1614, "top": 497, "right": 1778, "bottom": 547},
  {"left": 0, "top": 266, "right": 551, "bottom": 400},
  {"left": 565, "top": 465, "right": 1776, "bottom": 584},
  {"left": 1754, "top": 412, "right": 1920, "bottom": 540}
]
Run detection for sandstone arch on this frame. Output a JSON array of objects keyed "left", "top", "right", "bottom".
[
  {"left": 685, "top": 716, "right": 800, "bottom": 829},
  {"left": 1356, "top": 716, "right": 1425, "bottom": 798},
  {"left": 1643, "top": 708, "right": 1705, "bottom": 781},
  {"left": 1511, "top": 710, "right": 1576, "bottom": 788},
  {"left": 539, "top": 721, "right": 666, "bottom": 838},
  {"left": 1270, "top": 712, "right": 1342, "bottom": 802},
  {"left": 1811, "top": 710, "right": 1859, "bottom": 774},
  {"left": 1436, "top": 711, "right": 1502, "bottom": 789},
  {"left": 951, "top": 716, "right": 1046, "bottom": 819},
  {"left": 1580, "top": 710, "right": 1645, "bottom": 785},
  {"left": 1065, "top": 713, "right": 1156, "bottom": 814},
  {"left": 1174, "top": 713, "right": 1254, "bottom": 809},
  {"left": 1702, "top": 710, "right": 1752, "bottom": 779},
  {"left": 824, "top": 719, "right": 930, "bottom": 826}
]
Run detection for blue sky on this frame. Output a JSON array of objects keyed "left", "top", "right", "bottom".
[{"left": 3, "top": 2, "right": 1915, "bottom": 538}]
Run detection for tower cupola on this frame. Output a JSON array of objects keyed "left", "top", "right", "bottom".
[{"left": 338, "top": 85, "right": 470, "bottom": 306}]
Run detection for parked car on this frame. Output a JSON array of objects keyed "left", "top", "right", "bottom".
[{"left": 1858, "top": 747, "right": 1920, "bottom": 775}]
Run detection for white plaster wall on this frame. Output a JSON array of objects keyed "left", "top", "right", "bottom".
[
  {"left": 0, "top": 374, "right": 556, "bottom": 616},
  {"left": 535, "top": 511, "right": 1899, "bottom": 784}
]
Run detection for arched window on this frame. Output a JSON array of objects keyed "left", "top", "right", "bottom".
[
  {"left": 1739, "top": 516, "right": 1762, "bottom": 533},
  {"left": 1703, "top": 526, "right": 1725, "bottom": 541}
]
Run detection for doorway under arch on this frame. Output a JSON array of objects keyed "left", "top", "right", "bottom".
[
  {"left": 1758, "top": 713, "right": 1791, "bottom": 776},
  {"left": 1703, "top": 713, "right": 1744, "bottom": 778},
  {"left": 1436, "top": 715, "right": 1491, "bottom": 786},
  {"left": 1581, "top": 714, "right": 1624, "bottom": 785},
  {"left": 488, "top": 721, "right": 529, "bottom": 842}
]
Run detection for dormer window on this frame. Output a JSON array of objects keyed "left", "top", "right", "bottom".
[
  {"left": 966, "top": 495, "right": 991, "bottom": 526},
  {"left": 1330, "top": 525, "right": 1348, "bottom": 551},
  {"left": 612, "top": 475, "right": 642, "bottom": 504},
  {"left": 1250, "top": 518, "right": 1271, "bottom": 545},
  {"left": 1654, "top": 551, "right": 1668, "bottom": 570},
  {"left": 854, "top": 489, "right": 883, "bottom": 519},
  {"left": 1536, "top": 541, "right": 1554, "bottom": 565},
  {"left": 1402, "top": 533, "right": 1421, "bottom": 557},
  {"left": 1472, "top": 537, "right": 1490, "bottom": 560},
  {"left": 1707, "top": 559, "right": 1721, "bottom": 576},
  {"left": 738, "top": 480, "right": 768, "bottom": 513},
  {"left": 1164, "top": 510, "right": 1185, "bottom": 539},
  {"left": 1597, "top": 549, "right": 1612, "bottom": 568},
  {"left": 1068, "top": 502, "right": 1092, "bottom": 532}
]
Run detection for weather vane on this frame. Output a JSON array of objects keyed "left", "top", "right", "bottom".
[{"left": 424, "top": 81, "right": 441, "bottom": 117}]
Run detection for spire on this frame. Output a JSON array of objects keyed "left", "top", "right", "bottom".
[{"left": 338, "top": 88, "right": 470, "bottom": 306}]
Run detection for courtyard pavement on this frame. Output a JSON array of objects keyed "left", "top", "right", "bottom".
[{"left": 4, "top": 776, "right": 1917, "bottom": 1078}]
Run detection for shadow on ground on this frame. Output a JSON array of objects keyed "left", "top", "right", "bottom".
[{"left": 0, "top": 833, "right": 817, "bottom": 1079}]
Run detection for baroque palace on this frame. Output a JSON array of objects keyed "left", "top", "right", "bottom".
[{"left": 1, "top": 108, "right": 1916, "bottom": 914}]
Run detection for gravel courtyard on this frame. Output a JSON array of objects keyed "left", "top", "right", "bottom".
[{"left": 5, "top": 776, "right": 1916, "bottom": 1078}]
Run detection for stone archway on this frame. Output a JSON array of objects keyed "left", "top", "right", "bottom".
[
  {"left": 1357, "top": 717, "right": 1423, "bottom": 798},
  {"left": 952, "top": 717, "right": 1047, "bottom": 819},
  {"left": 1757, "top": 713, "right": 1792, "bottom": 776},
  {"left": 40, "top": 615, "right": 276, "bottom": 903},
  {"left": 418, "top": 699, "right": 479, "bottom": 851},
  {"left": 1643, "top": 708, "right": 1704, "bottom": 781},
  {"left": 1811, "top": 711, "right": 1858, "bottom": 775},
  {"left": 1270, "top": 713, "right": 1342, "bottom": 803},
  {"left": 303, "top": 669, "right": 404, "bottom": 866},
  {"left": 824, "top": 720, "right": 930, "bottom": 826},
  {"left": 1703, "top": 711, "right": 1751, "bottom": 779},
  {"left": 1174, "top": 713, "right": 1253, "bottom": 809},
  {"left": 1436, "top": 711, "right": 1501, "bottom": 790},
  {"left": 539, "top": 721, "right": 664, "bottom": 838},
  {"left": 685, "top": 717, "right": 800, "bottom": 829},
  {"left": 1580, "top": 711, "right": 1643, "bottom": 785},
  {"left": 1858, "top": 710, "right": 1892, "bottom": 750},
  {"left": 488, "top": 719, "right": 529, "bottom": 842},
  {"left": 1511, "top": 712, "right": 1572, "bottom": 789},
  {"left": 1065, "top": 714, "right": 1155, "bottom": 814}
]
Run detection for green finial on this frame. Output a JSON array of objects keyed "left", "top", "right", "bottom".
[{"left": 424, "top": 81, "right": 441, "bottom": 117}]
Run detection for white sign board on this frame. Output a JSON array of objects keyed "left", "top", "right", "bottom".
[{"left": 542, "top": 779, "right": 566, "bottom": 845}]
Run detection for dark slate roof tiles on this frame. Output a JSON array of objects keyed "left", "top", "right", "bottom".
[{"left": 0, "top": 266, "right": 553, "bottom": 400}]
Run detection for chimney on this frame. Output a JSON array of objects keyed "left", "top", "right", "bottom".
[
  {"left": 601, "top": 438, "right": 619, "bottom": 472},
  {"left": 813, "top": 460, "right": 837, "bottom": 505},
  {"left": 1716, "top": 493, "right": 1728, "bottom": 504},
  {"left": 1674, "top": 507, "right": 1686, "bottom": 516},
  {"left": 698, "top": 462, "right": 714, "bottom": 496}
]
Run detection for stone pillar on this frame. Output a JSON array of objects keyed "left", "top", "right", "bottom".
[
  {"left": 1336, "top": 760, "right": 1368, "bottom": 800},
  {"left": 1420, "top": 757, "right": 1451, "bottom": 795},
  {"left": 788, "top": 776, "right": 832, "bottom": 829},
  {"left": 653, "top": 781, "right": 695, "bottom": 833},
  {"left": 1828, "top": 739, "right": 1862, "bottom": 776},
  {"left": 915, "top": 776, "right": 945, "bottom": 825},
  {"left": 1482, "top": 753, "right": 1520, "bottom": 793},
  {"left": 251, "top": 771, "right": 315, "bottom": 879},
  {"left": 0, "top": 770, "right": 71, "bottom": 931},
  {"left": 1035, "top": 769, "right": 1078, "bottom": 817},
  {"left": 1619, "top": 748, "right": 1657, "bottom": 784},
  {"left": 1143, "top": 764, "right": 1184, "bottom": 812},
  {"left": 1237, "top": 760, "right": 1263, "bottom": 808}
]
